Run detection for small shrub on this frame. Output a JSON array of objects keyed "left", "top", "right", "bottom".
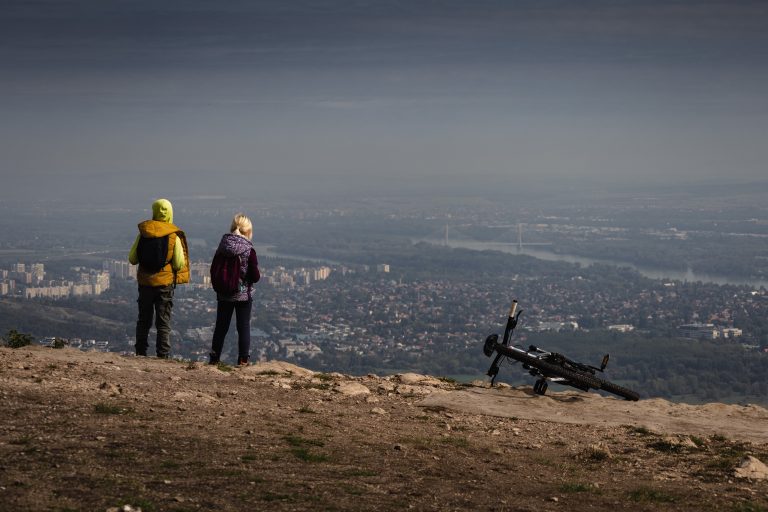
[
  {"left": 579, "top": 445, "right": 612, "bottom": 462},
  {"left": 3, "top": 329, "right": 34, "bottom": 348}
]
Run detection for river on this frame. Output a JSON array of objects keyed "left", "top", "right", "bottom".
[
  {"left": 423, "top": 239, "right": 768, "bottom": 289},
  {"left": 255, "top": 240, "right": 768, "bottom": 289}
]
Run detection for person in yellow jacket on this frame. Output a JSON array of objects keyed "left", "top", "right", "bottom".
[{"left": 128, "top": 199, "right": 189, "bottom": 358}]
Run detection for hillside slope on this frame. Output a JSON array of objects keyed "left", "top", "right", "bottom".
[
  {"left": 0, "top": 299, "right": 127, "bottom": 339},
  {"left": 1, "top": 346, "right": 767, "bottom": 511}
]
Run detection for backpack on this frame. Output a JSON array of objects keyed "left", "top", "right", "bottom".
[
  {"left": 210, "top": 251, "right": 242, "bottom": 295},
  {"left": 136, "top": 236, "right": 170, "bottom": 273}
]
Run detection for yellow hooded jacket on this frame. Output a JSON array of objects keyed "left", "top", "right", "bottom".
[{"left": 128, "top": 199, "right": 190, "bottom": 286}]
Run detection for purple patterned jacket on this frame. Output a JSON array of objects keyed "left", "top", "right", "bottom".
[{"left": 214, "top": 233, "right": 260, "bottom": 302}]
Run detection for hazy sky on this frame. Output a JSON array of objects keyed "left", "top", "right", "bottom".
[{"left": 2, "top": 0, "right": 767, "bottom": 200}]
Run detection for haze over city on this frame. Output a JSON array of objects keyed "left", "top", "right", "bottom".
[{"left": 2, "top": 0, "right": 767, "bottom": 202}]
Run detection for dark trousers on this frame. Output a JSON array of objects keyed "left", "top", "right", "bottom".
[
  {"left": 136, "top": 285, "right": 174, "bottom": 357},
  {"left": 211, "top": 300, "right": 252, "bottom": 361}
]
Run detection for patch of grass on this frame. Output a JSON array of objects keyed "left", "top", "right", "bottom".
[
  {"left": 241, "top": 454, "right": 258, "bottom": 463},
  {"left": 703, "top": 453, "right": 747, "bottom": 476},
  {"left": 344, "top": 469, "right": 378, "bottom": 478},
  {"left": 733, "top": 502, "right": 768, "bottom": 512},
  {"left": 314, "top": 373, "right": 335, "bottom": 381},
  {"left": 94, "top": 403, "right": 131, "bottom": 415},
  {"left": 437, "top": 376, "right": 458, "bottom": 384},
  {"left": 533, "top": 456, "right": 556, "bottom": 467},
  {"left": 698, "top": 441, "right": 751, "bottom": 479},
  {"left": 398, "top": 436, "right": 432, "bottom": 451},
  {"left": 257, "top": 370, "right": 281, "bottom": 376},
  {"left": 711, "top": 434, "right": 728, "bottom": 442},
  {"left": 717, "top": 442, "right": 750, "bottom": 459},
  {"left": 628, "top": 487, "right": 676, "bottom": 503},
  {"left": 160, "top": 460, "right": 181, "bottom": 469},
  {"left": 118, "top": 497, "right": 156, "bottom": 512},
  {"left": 440, "top": 436, "right": 470, "bottom": 449},
  {"left": 298, "top": 405, "right": 316, "bottom": 414},
  {"left": 341, "top": 484, "right": 366, "bottom": 495},
  {"left": 220, "top": 469, "right": 246, "bottom": 478},
  {"left": 9, "top": 435, "right": 33, "bottom": 445},
  {"left": 560, "top": 483, "right": 601, "bottom": 494},
  {"left": 102, "top": 450, "right": 136, "bottom": 461},
  {"left": 284, "top": 435, "right": 325, "bottom": 448},
  {"left": 647, "top": 440, "right": 683, "bottom": 453},
  {"left": 626, "top": 425, "right": 655, "bottom": 436},
  {"left": 297, "top": 381, "right": 331, "bottom": 391},
  {"left": 290, "top": 447, "right": 329, "bottom": 463},
  {"left": 689, "top": 435, "right": 706, "bottom": 447},
  {"left": 284, "top": 434, "right": 330, "bottom": 463},
  {"left": 216, "top": 362, "right": 233, "bottom": 373},
  {"left": 262, "top": 492, "right": 296, "bottom": 502}
]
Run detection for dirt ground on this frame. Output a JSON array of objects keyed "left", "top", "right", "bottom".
[{"left": 1, "top": 346, "right": 767, "bottom": 512}]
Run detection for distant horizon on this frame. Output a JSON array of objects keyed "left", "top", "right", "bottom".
[{"left": 4, "top": 171, "right": 768, "bottom": 207}]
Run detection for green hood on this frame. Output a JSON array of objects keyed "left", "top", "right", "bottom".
[{"left": 152, "top": 199, "right": 173, "bottom": 223}]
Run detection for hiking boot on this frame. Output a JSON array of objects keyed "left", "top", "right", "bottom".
[
  {"left": 157, "top": 353, "right": 170, "bottom": 359},
  {"left": 237, "top": 355, "right": 250, "bottom": 366},
  {"left": 208, "top": 352, "right": 220, "bottom": 365}
]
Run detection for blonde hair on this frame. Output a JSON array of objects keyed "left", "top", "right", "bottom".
[{"left": 230, "top": 213, "right": 253, "bottom": 240}]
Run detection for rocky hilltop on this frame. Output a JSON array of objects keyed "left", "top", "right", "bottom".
[{"left": 1, "top": 346, "right": 767, "bottom": 511}]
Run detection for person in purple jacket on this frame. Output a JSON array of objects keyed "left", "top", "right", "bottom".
[{"left": 209, "top": 213, "right": 261, "bottom": 365}]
